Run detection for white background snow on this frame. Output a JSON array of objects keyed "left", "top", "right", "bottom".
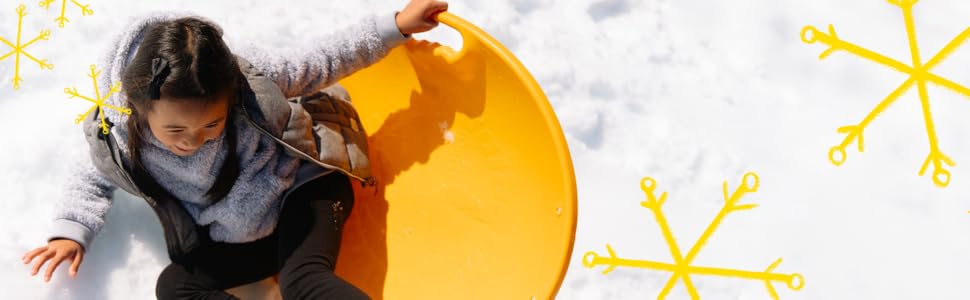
[{"left": 3, "top": 0, "right": 970, "bottom": 299}]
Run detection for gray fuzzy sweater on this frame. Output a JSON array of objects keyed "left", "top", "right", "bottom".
[{"left": 50, "top": 11, "right": 410, "bottom": 250}]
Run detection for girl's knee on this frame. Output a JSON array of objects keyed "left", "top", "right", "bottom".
[
  {"left": 156, "top": 264, "right": 188, "bottom": 300},
  {"left": 157, "top": 263, "right": 238, "bottom": 300},
  {"left": 278, "top": 268, "right": 370, "bottom": 300}
]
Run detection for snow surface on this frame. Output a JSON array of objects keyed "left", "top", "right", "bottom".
[{"left": 3, "top": 0, "right": 970, "bottom": 299}]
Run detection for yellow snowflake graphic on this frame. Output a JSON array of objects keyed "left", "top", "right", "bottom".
[
  {"left": 583, "top": 172, "right": 803, "bottom": 300},
  {"left": 802, "top": 0, "right": 970, "bottom": 187},
  {"left": 66, "top": 65, "right": 129, "bottom": 135},
  {"left": 0, "top": 4, "right": 53, "bottom": 90},
  {"left": 39, "top": 0, "right": 93, "bottom": 28}
]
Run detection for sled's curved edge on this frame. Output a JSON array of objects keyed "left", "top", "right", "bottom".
[{"left": 436, "top": 12, "right": 579, "bottom": 298}]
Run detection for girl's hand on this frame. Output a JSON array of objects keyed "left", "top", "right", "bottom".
[
  {"left": 396, "top": 0, "right": 449, "bottom": 35},
  {"left": 23, "top": 239, "right": 84, "bottom": 282}
]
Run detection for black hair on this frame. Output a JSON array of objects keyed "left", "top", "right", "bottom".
[{"left": 121, "top": 17, "right": 241, "bottom": 204}]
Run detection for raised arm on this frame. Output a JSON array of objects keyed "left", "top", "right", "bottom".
[
  {"left": 236, "top": 0, "right": 449, "bottom": 97},
  {"left": 236, "top": 12, "right": 411, "bottom": 98}
]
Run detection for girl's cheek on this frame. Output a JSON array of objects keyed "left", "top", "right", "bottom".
[
  {"left": 161, "top": 133, "right": 183, "bottom": 145},
  {"left": 209, "top": 126, "right": 225, "bottom": 139}
]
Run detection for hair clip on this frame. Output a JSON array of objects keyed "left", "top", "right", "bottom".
[{"left": 147, "top": 57, "right": 171, "bottom": 99}]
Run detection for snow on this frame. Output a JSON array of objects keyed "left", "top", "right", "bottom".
[{"left": 3, "top": 0, "right": 970, "bottom": 299}]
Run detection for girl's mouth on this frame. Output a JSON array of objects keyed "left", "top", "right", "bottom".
[{"left": 174, "top": 145, "right": 197, "bottom": 153}]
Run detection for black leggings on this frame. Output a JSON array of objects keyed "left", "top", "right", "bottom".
[{"left": 155, "top": 172, "right": 370, "bottom": 300}]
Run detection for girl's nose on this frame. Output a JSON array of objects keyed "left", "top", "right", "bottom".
[{"left": 184, "top": 134, "right": 205, "bottom": 149}]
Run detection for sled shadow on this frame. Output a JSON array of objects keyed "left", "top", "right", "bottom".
[
  {"left": 231, "top": 40, "right": 487, "bottom": 299},
  {"left": 332, "top": 41, "right": 487, "bottom": 299}
]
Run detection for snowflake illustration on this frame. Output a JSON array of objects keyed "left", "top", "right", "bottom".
[
  {"left": 583, "top": 172, "right": 803, "bottom": 300},
  {"left": 66, "top": 65, "right": 129, "bottom": 135},
  {"left": 0, "top": 4, "right": 53, "bottom": 90},
  {"left": 39, "top": 0, "right": 93, "bottom": 28},
  {"left": 801, "top": 0, "right": 970, "bottom": 187}
]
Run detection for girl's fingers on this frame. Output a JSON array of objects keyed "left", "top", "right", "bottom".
[
  {"left": 69, "top": 251, "right": 83, "bottom": 277},
  {"left": 44, "top": 253, "right": 68, "bottom": 282},
  {"left": 427, "top": 4, "right": 448, "bottom": 19},
  {"left": 432, "top": 1, "right": 449, "bottom": 11},
  {"left": 422, "top": 1, "right": 447, "bottom": 18},
  {"left": 30, "top": 248, "right": 55, "bottom": 276},
  {"left": 23, "top": 246, "right": 49, "bottom": 264}
]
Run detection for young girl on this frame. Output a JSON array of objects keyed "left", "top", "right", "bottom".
[{"left": 22, "top": 0, "right": 448, "bottom": 298}]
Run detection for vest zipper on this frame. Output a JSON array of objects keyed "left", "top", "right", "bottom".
[
  {"left": 102, "top": 130, "right": 156, "bottom": 206},
  {"left": 239, "top": 101, "right": 377, "bottom": 188}
]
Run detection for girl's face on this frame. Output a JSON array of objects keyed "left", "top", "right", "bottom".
[{"left": 145, "top": 95, "right": 230, "bottom": 157}]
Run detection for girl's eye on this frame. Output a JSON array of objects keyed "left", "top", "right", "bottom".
[
  {"left": 206, "top": 123, "right": 220, "bottom": 128},
  {"left": 169, "top": 130, "right": 184, "bottom": 134}
]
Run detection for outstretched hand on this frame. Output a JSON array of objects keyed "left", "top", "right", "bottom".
[
  {"left": 396, "top": 0, "right": 449, "bottom": 35},
  {"left": 23, "top": 239, "right": 84, "bottom": 282}
]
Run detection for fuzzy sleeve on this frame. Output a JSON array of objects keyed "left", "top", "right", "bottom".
[
  {"left": 47, "top": 155, "right": 117, "bottom": 251},
  {"left": 235, "top": 11, "right": 411, "bottom": 97}
]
